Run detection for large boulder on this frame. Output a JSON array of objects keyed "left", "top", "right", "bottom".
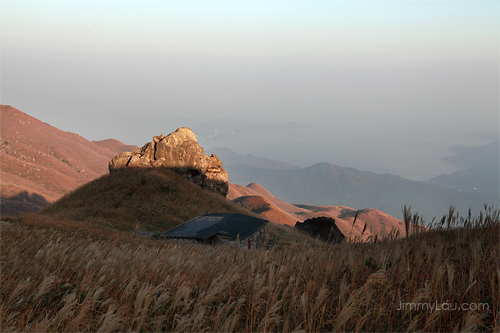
[
  {"left": 295, "top": 217, "right": 345, "bottom": 244},
  {"left": 109, "top": 127, "right": 229, "bottom": 196}
]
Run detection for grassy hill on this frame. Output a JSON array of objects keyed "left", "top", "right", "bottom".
[
  {"left": 30, "top": 167, "right": 318, "bottom": 246},
  {"left": 3, "top": 198, "right": 498, "bottom": 331},
  {"left": 39, "top": 167, "right": 247, "bottom": 233}
]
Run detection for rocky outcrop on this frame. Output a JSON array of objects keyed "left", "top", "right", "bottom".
[
  {"left": 295, "top": 217, "right": 345, "bottom": 244},
  {"left": 109, "top": 127, "right": 229, "bottom": 196}
]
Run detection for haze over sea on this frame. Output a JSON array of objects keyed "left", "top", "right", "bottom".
[
  {"left": 201, "top": 127, "right": 495, "bottom": 182},
  {"left": 1, "top": 1, "right": 498, "bottom": 182}
]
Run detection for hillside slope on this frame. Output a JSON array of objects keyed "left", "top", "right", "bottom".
[
  {"left": 39, "top": 167, "right": 249, "bottom": 232},
  {"left": 92, "top": 138, "right": 140, "bottom": 155},
  {"left": 0, "top": 105, "right": 138, "bottom": 216},
  {"left": 228, "top": 182, "right": 405, "bottom": 240},
  {"left": 231, "top": 194, "right": 297, "bottom": 227},
  {"left": 35, "top": 167, "right": 320, "bottom": 246}
]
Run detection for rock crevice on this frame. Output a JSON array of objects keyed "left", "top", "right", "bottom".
[{"left": 109, "top": 127, "right": 228, "bottom": 196}]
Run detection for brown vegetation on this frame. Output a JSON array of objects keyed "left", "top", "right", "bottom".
[
  {"left": 0, "top": 105, "right": 138, "bottom": 216},
  {"left": 2, "top": 197, "right": 498, "bottom": 331},
  {"left": 38, "top": 168, "right": 246, "bottom": 233},
  {"left": 229, "top": 182, "right": 406, "bottom": 241},
  {"left": 2, "top": 106, "right": 498, "bottom": 331},
  {"left": 232, "top": 195, "right": 297, "bottom": 226}
]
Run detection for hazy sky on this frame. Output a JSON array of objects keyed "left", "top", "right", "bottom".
[{"left": 2, "top": 0, "right": 499, "bottom": 148}]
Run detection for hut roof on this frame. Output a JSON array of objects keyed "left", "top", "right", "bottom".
[{"left": 159, "top": 213, "right": 268, "bottom": 240}]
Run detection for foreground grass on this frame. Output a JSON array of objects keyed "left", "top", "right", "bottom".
[{"left": 2, "top": 206, "right": 499, "bottom": 332}]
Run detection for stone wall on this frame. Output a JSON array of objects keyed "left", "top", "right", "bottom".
[{"left": 213, "top": 226, "right": 267, "bottom": 249}]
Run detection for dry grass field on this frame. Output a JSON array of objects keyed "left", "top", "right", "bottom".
[{"left": 1, "top": 168, "right": 499, "bottom": 332}]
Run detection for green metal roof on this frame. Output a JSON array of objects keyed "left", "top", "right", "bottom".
[{"left": 159, "top": 213, "right": 268, "bottom": 240}]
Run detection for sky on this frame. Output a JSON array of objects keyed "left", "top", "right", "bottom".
[{"left": 1, "top": 0, "right": 499, "bottom": 179}]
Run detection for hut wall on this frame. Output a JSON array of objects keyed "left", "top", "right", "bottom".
[
  {"left": 213, "top": 225, "right": 267, "bottom": 249},
  {"left": 242, "top": 225, "right": 267, "bottom": 249}
]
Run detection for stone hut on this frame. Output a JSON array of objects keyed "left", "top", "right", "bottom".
[{"left": 157, "top": 213, "right": 268, "bottom": 249}]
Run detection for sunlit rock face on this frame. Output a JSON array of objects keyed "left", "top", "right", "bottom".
[{"left": 109, "top": 127, "right": 229, "bottom": 196}]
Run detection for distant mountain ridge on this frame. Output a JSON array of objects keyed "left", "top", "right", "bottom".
[
  {"left": 428, "top": 140, "right": 499, "bottom": 197},
  {"left": 441, "top": 140, "right": 499, "bottom": 167},
  {"left": 226, "top": 162, "right": 497, "bottom": 221},
  {"left": 429, "top": 165, "right": 499, "bottom": 197}
]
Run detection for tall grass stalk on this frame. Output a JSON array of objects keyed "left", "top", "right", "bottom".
[
  {"left": 1, "top": 205, "right": 499, "bottom": 331},
  {"left": 348, "top": 210, "right": 360, "bottom": 242}
]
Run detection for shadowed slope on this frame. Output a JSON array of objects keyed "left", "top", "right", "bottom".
[{"left": 232, "top": 195, "right": 297, "bottom": 226}]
